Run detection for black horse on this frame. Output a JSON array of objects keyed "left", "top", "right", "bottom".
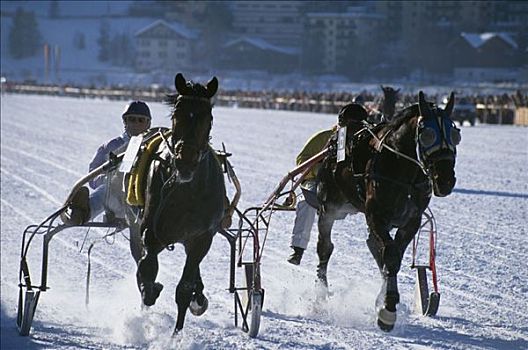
[
  {"left": 127, "top": 73, "right": 226, "bottom": 335},
  {"left": 380, "top": 85, "right": 400, "bottom": 121},
  {"left": 316, "top": 91, "right": 460, "bottom": 331}
]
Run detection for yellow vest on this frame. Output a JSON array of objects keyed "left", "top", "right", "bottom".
[{"left": 296, "top": 127, "right": 336, "bottom": 181}]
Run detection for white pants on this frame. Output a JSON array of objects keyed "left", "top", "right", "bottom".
[
  {"left": 89, "top": 184, "right": 107, "bottom": 220},
  {"left": 89, "top": 170, "right": 127, "bottom": 222},
  {"left": 290, "top": 199, "right": 317, "bottom": 249},
  {"left": 290, "top": 180, "right": 318, "bottom": 250}
]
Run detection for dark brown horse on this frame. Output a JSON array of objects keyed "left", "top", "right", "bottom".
[
  {"left": 127, "top": 73, "right": 226, "bottom": 335},
  {"left": 316, "top": 91, "right": 460, "bottom": 331},
  {"left": 380, "top": 85, "right": 400, "bottom": 121}
]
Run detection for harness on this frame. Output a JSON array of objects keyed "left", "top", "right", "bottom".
[{"left": 126, "top": 130, "right": 171, "bottom": 206}]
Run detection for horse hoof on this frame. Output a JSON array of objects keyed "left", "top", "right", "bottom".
[
  {"left": 377, "top": 318, "right": 395, "bottom": 332},
  {"left": 314, "top": 279, "right": 330, "bottom": 301},
  {"left": 189, "top": 294, "right": 208, "bottom": 316},
  {"left": 141, "top": 282, "right": 164, "bottom": 307},
  {"left": 172, "top": 327, "right": 182, "bottom": 338},
  {"left": 377, "top": 307, "right": 397, "bottom": 332}
]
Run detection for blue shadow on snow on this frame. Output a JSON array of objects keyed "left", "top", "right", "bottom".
[{"left": 454, "top": 188, "right": 528, "bottom": 199}]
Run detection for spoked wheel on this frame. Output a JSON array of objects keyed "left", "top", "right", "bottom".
[
  {"left": 17, "top": 288, "right": 41, "bottom": 336},
  {"left": 412, "top": 209, "right": 441, "bottom": 317},
  {"left": 248, "top": 290, "right": 263, "bottom": 338},
  {"left": 414, "top": 266, "right": 440, "bottom": 316},
  {"left": 243, "top": 263, "right": 264, "bottom": 338}
]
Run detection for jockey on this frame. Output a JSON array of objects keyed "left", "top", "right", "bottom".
[
  {"left": 61, "top": 101, "right": 152, "bottom": 226},
  {"left": 288, "top": 103, "right": 368, "bottom": 265}
]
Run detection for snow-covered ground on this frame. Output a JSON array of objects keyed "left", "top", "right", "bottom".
[{"left": 1, "top": 94, "right": 527, "bottom": 349}]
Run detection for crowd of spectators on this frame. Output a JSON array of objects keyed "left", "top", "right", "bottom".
[
  {"left": 3, "top": 80, "right": 526, "bottom": 116},
  {"left": 216, "top": 89, "right": 527, "bottom": 114}
]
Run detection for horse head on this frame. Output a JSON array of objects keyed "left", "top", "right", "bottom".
[
  {"left": 168, "top": 73, "right": 218, "bottom": 182},
  {"left": 417, "top": 91, "right": 460, "bottom": 197}
]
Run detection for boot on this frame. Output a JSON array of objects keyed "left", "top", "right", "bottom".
[
  {"left": 287, "top": 246, "right": 304, "bottom": 265},
  {"left": 60, "top": 186, "right": 90, "bottom": 226}
]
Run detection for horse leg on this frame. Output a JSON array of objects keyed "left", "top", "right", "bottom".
[
  {"left": 376, "top": 217, "right": 422, "bottom": 331},
  {"left": 136, "top": 230, "right": 164, "bottom": 307},
  {"left": 316, "top": 213, "right": 335, "bottom": 288},
  {"left": 394, "top": 215, "right": 421, "bottom": 262},
  {"left": 188, "top": 267, "right": 208, "bottom": 316},
  {"left": 365, "top": 212, "right": 401, "bottom": 331},
  {"left": 173, "top": 232, "right": 213, "bottom": 335},
  {"left": 129, "top": 224, "right": 149, "bottom": 300},
  {"left": 129, "top": 224, "right": 144, "bottom": 263}
]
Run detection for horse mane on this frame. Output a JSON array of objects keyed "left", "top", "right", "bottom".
[
  {"left": 387, "top": 102, "right": 438, "bottom": 129},
  {"left": 387, "top": 104, "right": 419, "bottom": 128}
]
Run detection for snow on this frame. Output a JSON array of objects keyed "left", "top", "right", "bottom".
[{"left": 1, "top": 93, "right": 527, "bottom": 349}]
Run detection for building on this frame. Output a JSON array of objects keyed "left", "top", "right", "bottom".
[
  {"left": 134, "top": 20, "right": 197, "bottom": 72},
  {"left": 229, "top": 1, "right": 303, "bottom": 48},
  {"left": 303, "top": 8, "right": 384, "bottom": 75},
  {"left": 449, "top": 32, "right": 521, "bottom": 82},
  {"left": 220, "top": 37, "right": 299, "bottom": 73}
]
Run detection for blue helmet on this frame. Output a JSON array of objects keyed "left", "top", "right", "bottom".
[{"left": 122, "top": 101, "right": 151, "bottom": 119}]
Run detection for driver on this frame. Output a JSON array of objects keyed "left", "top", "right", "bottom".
[
  {"left": 61, "top": 101, "right": 152, "bottom": 226},
  {"left": 287, "top": 103, "right": 368, "bottom": 265}
]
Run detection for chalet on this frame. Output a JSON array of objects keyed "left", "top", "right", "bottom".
[
  {"left": 219, "top": 37, "right": 299, "bottom": 73},
  {"left": 448, "top": 32, "right": 522, "bottom": 82},
  {"left": 134, "top": 20, "right": 197, "bottom": 72}
]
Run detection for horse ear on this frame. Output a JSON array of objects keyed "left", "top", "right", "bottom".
[
  {"left": 396, "top": 88, "right": 400, "bottom": 93},
  {"left": 418, "top": 91, "right": 431, "bottom": 117},
  {"left": 444, "top": 91, "right": 455, "bottom": 117},
  {"left": 380, "top": 85, "right": 385, "bottom": 91},
  {"left": 206, "top": 76, "right": 218, "bottom": 98},
  {"left": 175, "top": 73, "right": 187, "bottom": 94}
]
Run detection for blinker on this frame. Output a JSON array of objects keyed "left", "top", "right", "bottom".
[
  {"left": 418, "top": 115, "right": 459, "bottom": 158},
  {"left": 450, "top": 127, "right": 461, "bottom": 145},
  {"left": 418, "top": 127, "right": 436, "bottom": 148}
]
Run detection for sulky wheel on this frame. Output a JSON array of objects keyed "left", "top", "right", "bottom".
[
  {"left": 243, "top": 262, "right": 263, "bottom": 338},
  {"left": 17, "top": 288, "right": 41, "bottom": 336},
  {"left": 248, "top": 290, "right": 263, "bottom": 338}
]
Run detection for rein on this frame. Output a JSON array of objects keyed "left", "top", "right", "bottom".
[{"left": 365, "top": 124, "right": 429, "bottom": 176}]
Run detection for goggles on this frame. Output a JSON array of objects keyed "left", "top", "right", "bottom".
[{"left": 124, "top": 115, "right": 149, "bottom": 123}]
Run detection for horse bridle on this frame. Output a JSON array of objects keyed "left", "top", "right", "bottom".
[
  {"left": 151, "top": 95, "right": 213, "bottom": 249},
  {"left": 170, "top": 95, "right": 213, "bottom": 163},
  {"left": 416, "top": 110, "right": 460, "bottom": 167}
]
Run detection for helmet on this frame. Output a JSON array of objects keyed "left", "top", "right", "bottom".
[
  {"left": 338, "top": 103, "right": 368, "bottom": 126},
  {"left": 122, "top": 101, "right": 151, "bottom": 119},
  {"left": 352, "top": 94, "right": 365, "bottom": 105}
]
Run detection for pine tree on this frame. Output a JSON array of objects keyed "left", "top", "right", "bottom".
[
  {"left": 49, "top": 0, "right": 60, "bottom": 19},
  {"left": 109, "top": 33, "right": 134, "bottom": 67},
  {"left": 197, "top": 2, "right": 233, "bottom": 69},
  {"left": 8, "top": 7, "right": 42, "bottom": 59},
  {"left": 97, "top": 20, "right": 110, "bottom": 62},
  {"left": 73, "top": 32, "right": 86, "bottom": 50}
]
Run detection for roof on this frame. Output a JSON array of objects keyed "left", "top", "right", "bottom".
[
  {"left": 224, "top": 37, "right": 300, "bottom": 55},
  {"left": 461, "top": 32, "right": 518, "bottom": 50},
  {"left": 134, "top": 19, "right": 197, "bottom": 40},
  {"left": 306, "top": 11, "right": 384, "bottom": 20}
]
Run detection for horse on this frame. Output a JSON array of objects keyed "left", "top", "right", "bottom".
[
  {"left": 315, "top": 91, "right": 460, "bottom": 331},
  {"left": 125, "top": 73, "right": 226, "bottom": 335},
  {"left": 380, "top": 85, "right": 400, "bottom": 121}
]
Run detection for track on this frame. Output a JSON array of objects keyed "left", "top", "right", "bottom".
[{"left": 2, "top": 94, "right": 527, "bottom": 349}]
